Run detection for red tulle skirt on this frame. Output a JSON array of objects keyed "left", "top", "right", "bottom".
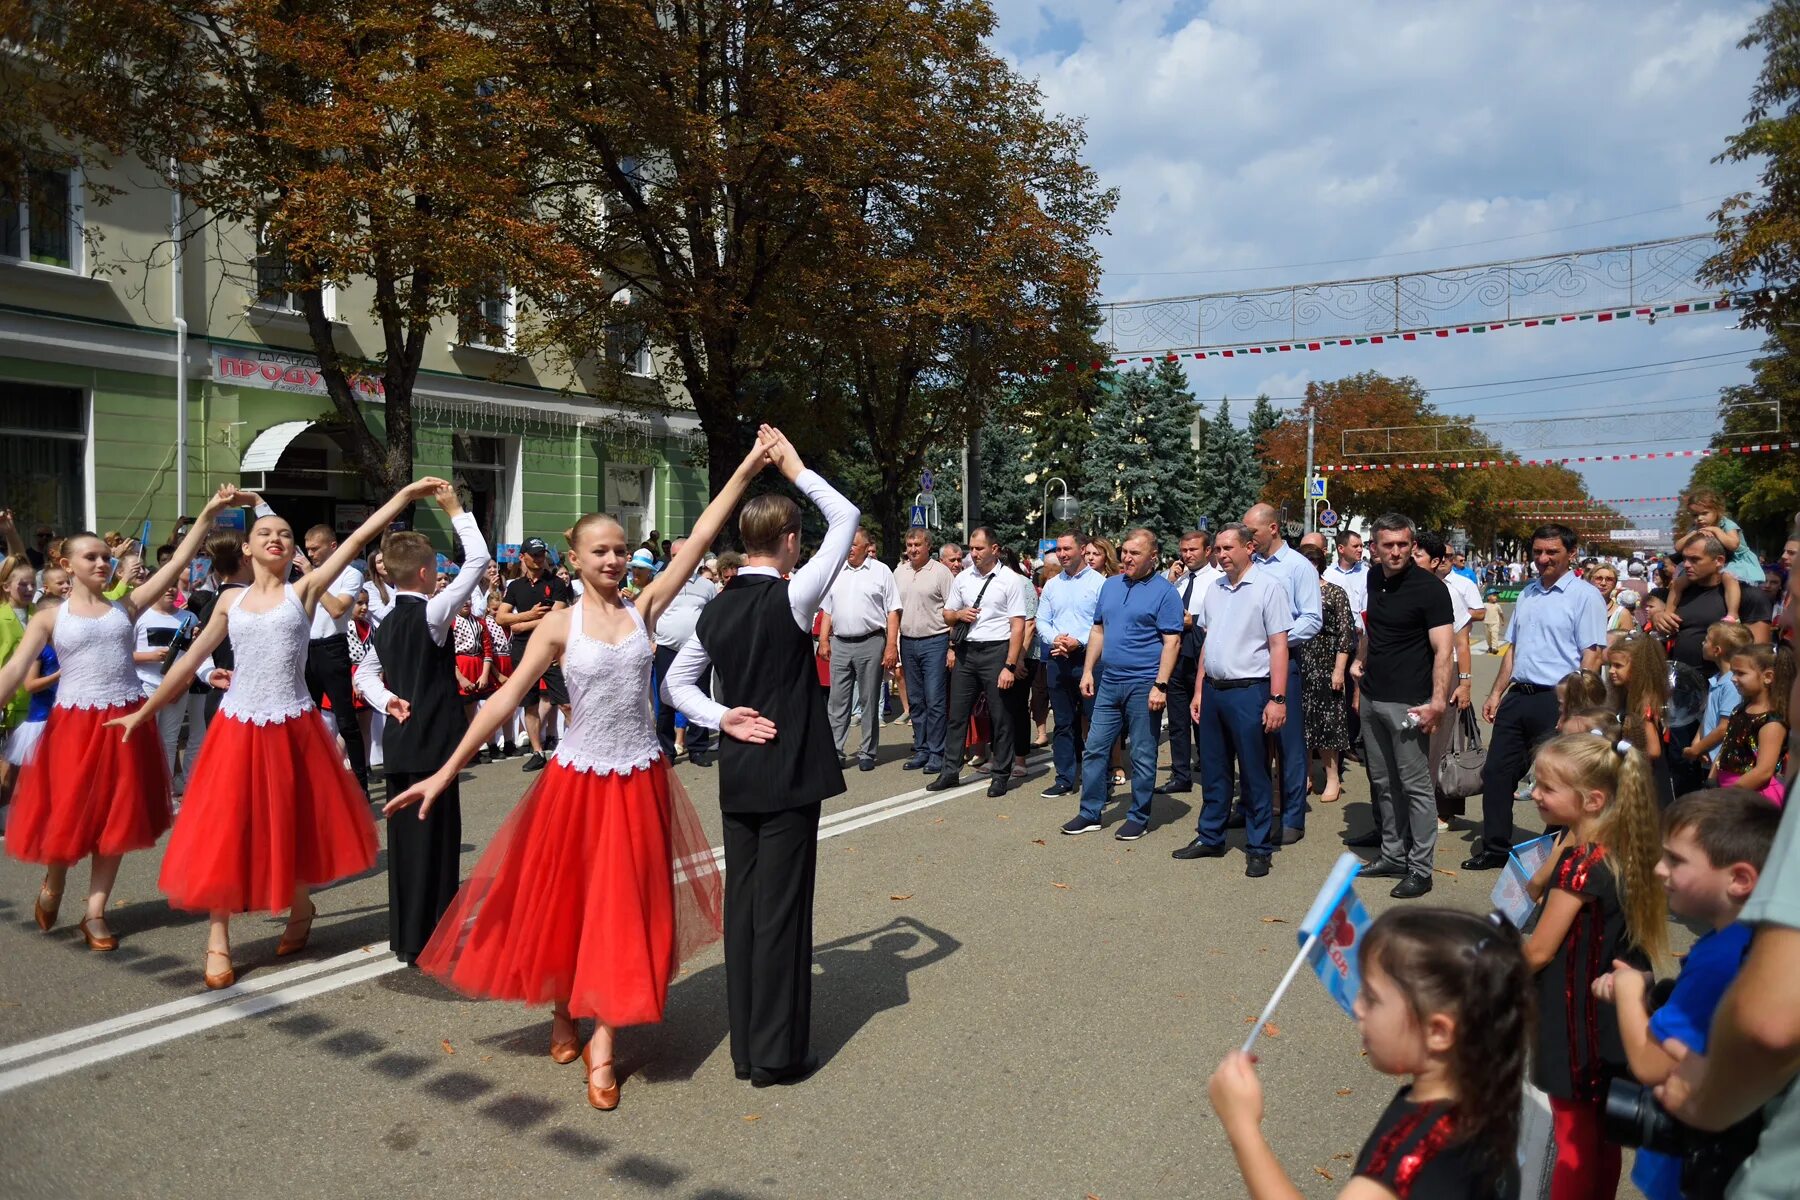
[
  {"left": 6, "top": 701, "right": 171, "bottom": 865},
  {"left": 418, "top": 758, "right": 723, "bottom": 1027},
  {"left": 159, "top": 709, "right": 377, "bottom": 913}
]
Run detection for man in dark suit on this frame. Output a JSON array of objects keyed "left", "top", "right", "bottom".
[{"left": 663, "top": 431, "right": 857, "bottom": 1087}]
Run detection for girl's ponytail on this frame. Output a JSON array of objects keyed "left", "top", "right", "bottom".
[{"left": 1361, "top": 908, "right": 1533, "bottom": 1175}]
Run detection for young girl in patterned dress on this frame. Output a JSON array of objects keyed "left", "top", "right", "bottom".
[
  {"left": 1521, "top": 733, "right": 1669, "bottom": 1200},
  {"left": 0, "top": 486, "right": 241, "bottom": 948},
  {"left": 385, "top": 431, "right": 779, "bottom": 1111},
  {"left": 115, "top": 479, "right": 449, "bottom": 987},
  {"left": 1210, "top": 908, "right": 1529, "bottom": 1199},
  {"left": 1692, "top": 644, "right": 1790, "bottom": 804}
]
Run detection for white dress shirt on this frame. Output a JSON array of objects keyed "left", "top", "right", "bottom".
[
  {"left": 362, "top": 579, "right": 398, "bottom": 628},
  {"left": 1442, "top": 570, "right": 1485, "bottom": 633},
  {"left": 822, "top": 558, "right": 900, "bottom": 638},
  {"left": 662, "top": 469, "right": 859, "bottom": 729},
  {"left": 1192, "top": 566, "right": 1294, "bottom": 681},
  {"left": 308, "top": 564, "right": 364, "bottom": 639},
  {"left": 1323, "top": 557, "right": 1369, "bottom": 618},
  {"left": 1180, "top": 564, "right": 1224, "bottom": 618},
  {"left": 655, "top": 571, "right": 718, "bottom": 649},
  {"left": 946, "top": 563, "right": 1026, "bottom": 643},
  {"left": 352, "top": 513, "right": 492, "bottom": 710}
]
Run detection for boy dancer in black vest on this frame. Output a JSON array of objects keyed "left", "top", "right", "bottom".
[
  {"left": 663, "top": 430, "right": 857, "bottom": 1086},
  {"left": 352, "top": 483, "right": 491, "bottom": 965}
]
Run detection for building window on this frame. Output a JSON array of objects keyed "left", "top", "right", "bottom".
[
  {"left": 253, "top": 219, "right": 335, "bottom": 318},
  {"left": 0, "top": 166, "right": 82, "bottom": 271},
  {"left": 605, "top": 306, "right": 653, "bottom": 376},
  {"left": 0, "top": 382, "right": 86, "bottom": 536},
  {"left": 451, "top": 431, "right": 515, "bottom": 545},
  {"left": 604, "top": 463, "right": 654, "bottom": 546},
  {"left": 458, "top": 279, "right": 515, "bottom": 350}
]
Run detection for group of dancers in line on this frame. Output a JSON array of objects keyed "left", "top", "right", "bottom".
[{"left": 2, "top": 423, "right": 855, "bottom": 1109}]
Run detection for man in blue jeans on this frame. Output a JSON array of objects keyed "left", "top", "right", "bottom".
[
  {"left": 1035, "top": 530, "right": 1104, "bottom": 798},
  {"left": 1170, "top": 523, "right": 1292, "bottom": 878},
  {"left": 893, "top": 527, "right": 956, "bottom": 775},
  {"left": 1060, "top": 528, "right": 1184, "bottom": 842}
]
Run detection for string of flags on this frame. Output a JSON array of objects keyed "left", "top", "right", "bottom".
[
  {"left": 1050, "top": 295, "right": 1743, "bottom": 374},
  {"left": 1492, "top": 496, "right": 1686, "bottom": 508},
  {"left": 1317, "top": 442, "right": 1796, "bottom": 474}
]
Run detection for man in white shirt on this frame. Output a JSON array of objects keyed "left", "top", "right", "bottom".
[
  {"left": 653, "top": 537, "right": 719, "bottom": 766},
  {"left": 820, "top": 529, "right": 901, "bottom": 771},
  {"left": 302, "top": 522, "right": 369, "bottom": 791},
  {"left": 1322, "top": 529, "right": 1368, "bottom": 619},
  {"left": 927, "top": 527, "right": 1026, "bottom": 798}
]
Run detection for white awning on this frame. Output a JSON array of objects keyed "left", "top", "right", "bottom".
[{"left": 240, "top": 420, "right": 316, "bottom": 472}]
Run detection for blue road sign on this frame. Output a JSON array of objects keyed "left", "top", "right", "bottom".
[
  {"left": 1309, "top": 476, "right": 1328, "bottom": 500},
  {"left": 909, "top": 504, "right": 928, "bottom": 528},
  {"left": 921, "top": 468, "right": 935, "bottom": 493},
  {"left": 1319, "top": 508, "right": 1339, "bottom": 528}
]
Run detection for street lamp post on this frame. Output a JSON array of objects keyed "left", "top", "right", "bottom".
[{"left": 1042, "top": 476, "right": 1078, "bottom": 540}]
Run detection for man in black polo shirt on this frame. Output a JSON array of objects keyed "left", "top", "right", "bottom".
[
  {"left": 1347, "top": 514, "right": 1453, "bottom": 898},
  {"left": 1652, "top": 530, "right": 1775, "bottom": 793},
  {"left": 499, "top": 537, "right": 572, "bottom": 771}
]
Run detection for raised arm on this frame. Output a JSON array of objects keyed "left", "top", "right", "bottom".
[
  {"left": 126, "top": 486, "right": 240, "bottom": 617},
  {"left": 423, "top": 485, "right": 491, "bottom": 640},
  {"left": 637, "top": 432, "right": 772, "bottom": 626},
  {"left": 299, "top": 478, "right": 446, "bottom": 611},
  {"left": 0, "top": 509, "right": 26, "bottom": 558},
  {"left": 768, "top": 433, "right": 859, "bottom": 626}
]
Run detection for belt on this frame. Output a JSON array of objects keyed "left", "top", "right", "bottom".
[
  {"left": 1509, "top": 681, "right": 1555, "bottom": 695},
  {"left": 1206, "top": 676, "right": 1269, "bottom": 691},
  {"left": 833, "top": 629, "right": 883, "bottom": 643},
  {"left": 900, "top": 632, "right": 948, "bottom": 641}
]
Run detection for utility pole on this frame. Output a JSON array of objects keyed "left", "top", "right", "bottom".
[{"left": 1302, "top": 402, "right": 1317, "bottom": 534}]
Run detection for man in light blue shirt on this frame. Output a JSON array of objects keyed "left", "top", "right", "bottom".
[
  {"left": 1036, "top": 531, "right": 1105, "bottom": 798},
  {"left": 1245, "top": 503, "right": 1321, "bottom": 844},
  {"left": 1464, "top": 523, "right": 1608, "bottom": 869},
  {"left": 1059, "top": 529, "right": 1184, "bottom": 843},
  {"left": 1169, "top": 523, "right": 1292, "bottom": 877}
]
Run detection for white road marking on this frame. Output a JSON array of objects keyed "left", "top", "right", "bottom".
[
  {"left": 0, "top": 959, "right": 405, "bottom": 1096},
  {"left": 0, "top": 942, "right": 394, "bottom": 1068},
  {"left": 0, "top": 758, "right": 1040, "bottom": 1091}
]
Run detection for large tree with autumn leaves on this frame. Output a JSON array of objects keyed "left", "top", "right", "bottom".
[{"left": 17, "top": 0, "right": 564, "bottom": 493}]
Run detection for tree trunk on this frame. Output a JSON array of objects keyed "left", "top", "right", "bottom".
[{"left": 874, "top": 471, "right": 907, "bottom": 569}]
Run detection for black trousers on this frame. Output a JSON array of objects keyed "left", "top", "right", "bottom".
[
  {"left": 944, "top": 640, "right": 1014, "bottom": 777},
  {"left": 382, "top": 770, "right": 462, "bottom": 965},
  {"left": 721, "top": 803, "right": 821, "bottom": 1073},
  {"left": 1478, "top": 687, "right": 1560, "bottom": 856},
  {"left": 1165, "top": 655, "right": 1200, "bottom": 787},
  {"left": 1007, "top": 657, "right": 1036, "bottom": 763},
  {"left": 653, "top": 644, "right": 712, "bottom": 758},
  {"left": 306, "top": 635, "right": 368, "bottom": 788}
]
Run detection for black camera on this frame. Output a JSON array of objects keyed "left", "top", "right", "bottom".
[{"left": 1603, "top": 1078, "right": 1762, "bottom": 1200}]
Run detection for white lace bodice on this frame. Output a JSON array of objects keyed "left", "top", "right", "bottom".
[
  {"left": 218, "top": 585, "right": 317, "bottom": 725},
  {"left": 550, "top": 598, "right": 663, "bottom": 776},
  {"left": 53, "top": 602, "right": 147, "bottom": 710}
]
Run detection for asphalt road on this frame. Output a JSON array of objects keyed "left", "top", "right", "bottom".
[{"left": 0, "top": 654, "right": 1630, "bottom": 1199}]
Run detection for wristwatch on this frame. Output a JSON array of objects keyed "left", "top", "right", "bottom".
[
  {"left": 1152, "top": 681, "right": 1169, "bottom": 693},
  {"left": 1457, "top": 673, "right": 1473, "bottom": 681},
  {"left": 1005, "top": 662, "right": 1018, "bottom": 672},
  {"left": 1269, "top": 694, "right": 1287, "bottom": 705}
]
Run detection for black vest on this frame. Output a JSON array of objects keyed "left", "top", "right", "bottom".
[
  {"left": 694, "top": 573, "right": 844, "bottom": 814},
  {"left": 369, "top": 596, "right": 467, "bottom": 773}
]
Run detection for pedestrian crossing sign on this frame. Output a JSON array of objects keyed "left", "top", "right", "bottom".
[
  {"left": 1309, "top": 476, "right": 1328, "bottom": 500},
  {"left": 909, "top": 504, "right": 927, "bottom": 528}
]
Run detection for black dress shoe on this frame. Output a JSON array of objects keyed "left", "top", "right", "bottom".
[
  {"left": 1460, "top": 851, "right": 1510, "bottom": 871},
  {"left": 924, "top": 773, "right": 960, "bottom": 792},
  {"left": 1245, "top": 855, "right": 1272, "bottom": 878},
  {"left": 901, "top": 756, "right": 928, "bottom": 771},
  {"left": 1153, "top": 782, "right": 1193, "bottom": 795},
  {"left": 1172, "top": 838, "right": 1228, "bottom": 860},
  {"left": 987, "top": 777, "right": 1007, "bottom": 798},
  {"left": 1358, "top": 859, "right": 1408, "bottom": 879},
  {"left": 1342, "top": 830, "right": 1380, "bottom": 849},
  {"left": 1279, "top": 825, "right": 1305, "bottom": 846},
  {"left": 734, "top": 1065, "right": 752, "bottom": 1081},
  {"left": 1390, "top": 873, "right": 1434, "bottom": 899},
  {"left": 750, "top": 1056, "right": 820, "bottom": 1088},
  {"left": 1224, "top": 809, "right": 1246, "bottom": 829}
]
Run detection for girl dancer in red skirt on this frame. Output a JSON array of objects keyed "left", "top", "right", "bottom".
[
  {"left": 115, "top": 479, "right": 449, "bottom": 987},
  {"left": 0, "top": 486, "right": 242, "bottom": 949},
  {"left": 385, "top": 431, "right": 782, "bottom": 1110}
]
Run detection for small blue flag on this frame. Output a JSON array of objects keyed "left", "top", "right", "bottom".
[{"left": 1299, "top": 853, "right": 1372, "bottom": 1019}]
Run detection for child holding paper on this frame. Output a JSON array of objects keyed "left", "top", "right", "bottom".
[
  {"left": 1209, "top": 908, "right": 1528, "bottom": 1199},
  {"left": 1591, "top": 789, "right": 1779, "bottom": 1200},
  {"left": 1521, "top": 733, "right": 1669, "bottom": 1200}
]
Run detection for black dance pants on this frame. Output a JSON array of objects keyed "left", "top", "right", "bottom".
[
  {"left": 383, "top": 770, "right": 462, "bottom": 965},
  {"left": 721, "top": 803, "right": 822, "bottom": 1075},
  {"left": 306, "top": 634, "right": 369, "bottom": 789}
]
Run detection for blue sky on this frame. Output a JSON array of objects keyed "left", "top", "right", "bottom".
[{"left": 988, "top": 0, "right": 1773, "bottom": 536}]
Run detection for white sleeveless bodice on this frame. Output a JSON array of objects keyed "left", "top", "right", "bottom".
[
  {"left": 550, "top": 598, "right": 663, "bottom": 776},
  {"left": 52, "top": 602, "right": 147, "bottom": 710},
  {"left": 218, "top": 585, "right": 317, "bottom": 725}
]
